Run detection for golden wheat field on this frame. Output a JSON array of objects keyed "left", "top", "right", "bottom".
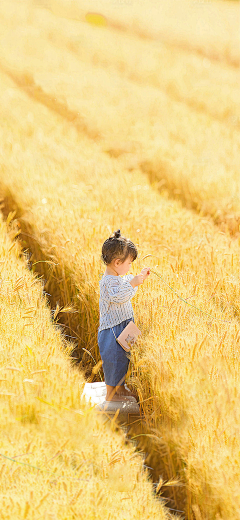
[
  {"left": 0, "top": 0, "right": 240, "bottom": 518},
  {"left": 0, "top": 212, "right": 172, "bottom": 520}
]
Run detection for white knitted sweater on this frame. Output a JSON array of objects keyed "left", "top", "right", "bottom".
[{"left": 98, "top": 274, "right": 138, "bottom": 332}]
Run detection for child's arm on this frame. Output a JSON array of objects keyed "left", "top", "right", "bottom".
[
  {"left": 129, "top": 267, "right": 151, "bottom": 288},
  {"left": 105, "top": 277, "right": 138, "bottom": 304}
]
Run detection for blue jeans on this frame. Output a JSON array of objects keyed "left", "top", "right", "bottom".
[{"left": 98, "top": 318, "right": 134, "bottom": 386}]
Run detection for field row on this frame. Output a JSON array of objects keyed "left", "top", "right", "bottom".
[
  {"left": 0, "top": 0, "right": 240, "bottom": 233},
  {"left": 33, "top": 0, "right": 240, "bottom": 67},
  {"left": 0, "top": 211, "right": 171, "bottom": 519},
  {"left": 1, "top": 63, "right": 240, "bottom": 518},
  {"left": 2, "top": 0, "right": 240, "bottom": 129}
]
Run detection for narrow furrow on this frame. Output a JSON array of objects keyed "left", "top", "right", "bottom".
[
  {"left": 0, "top": 187, "right": 186, "bottom": 519},
  {"left": 0, "top": 63, "right": 100, "bottom": 142},
  {"left": 0, "top": 212, "right": 172, "bottom": 520}
]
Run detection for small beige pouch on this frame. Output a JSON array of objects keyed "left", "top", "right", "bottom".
[{"left": 114, "top": 320, "right": 141, "bottom": 352}]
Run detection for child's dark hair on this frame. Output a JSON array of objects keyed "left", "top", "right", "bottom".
[{"left": 101, "top": 229, "right": 138, "bottom": 265}]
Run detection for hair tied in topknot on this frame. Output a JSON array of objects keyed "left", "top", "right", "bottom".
[{"left": 114, "top": 229, "right": 121, "bottom": 238}]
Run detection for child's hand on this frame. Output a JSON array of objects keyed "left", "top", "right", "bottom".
[
  {"left": 130, "top": 268, "right": 151, "bottom": 288},
  {"left": 141, "top": 267, "right": 151, "bottom": 281}
]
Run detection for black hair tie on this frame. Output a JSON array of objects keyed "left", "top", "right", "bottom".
[{"left": 114, "top": 229, "right": 121, "bottom": 238}]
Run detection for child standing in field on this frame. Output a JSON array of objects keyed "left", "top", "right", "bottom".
[{"left": 98, "top": 229, "right": 150, "bottom": 402}]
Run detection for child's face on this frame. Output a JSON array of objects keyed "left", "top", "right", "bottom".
[{"left": 114, "top": 255, "right": 132, "bottom": 276}]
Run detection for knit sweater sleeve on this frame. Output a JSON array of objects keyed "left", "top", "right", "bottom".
[
  {"left": 123, "top": 274, "right": 138, "bottom": 295},
  {"left": 104, "top": 275, "right": 137, "bottom": 304}
]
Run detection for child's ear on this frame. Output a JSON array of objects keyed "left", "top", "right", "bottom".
[{"left": 114, "top": 258, "right": 121, "bottom": 266}]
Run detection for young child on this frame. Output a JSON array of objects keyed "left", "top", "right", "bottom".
[{"left": 98, "top": 229, "right": 150, "bottom": 402}]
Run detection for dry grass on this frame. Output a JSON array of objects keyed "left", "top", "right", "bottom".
[
  {"left": 0, "top": 212, "right": 171, "bottom": 520},
  {"left": 0, "top": 1, "right": 240, "bottom": 518}
]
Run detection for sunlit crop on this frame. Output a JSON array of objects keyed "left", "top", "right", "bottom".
[{"left": 0, "top": 0, "right": 240, "bottom": 518}]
